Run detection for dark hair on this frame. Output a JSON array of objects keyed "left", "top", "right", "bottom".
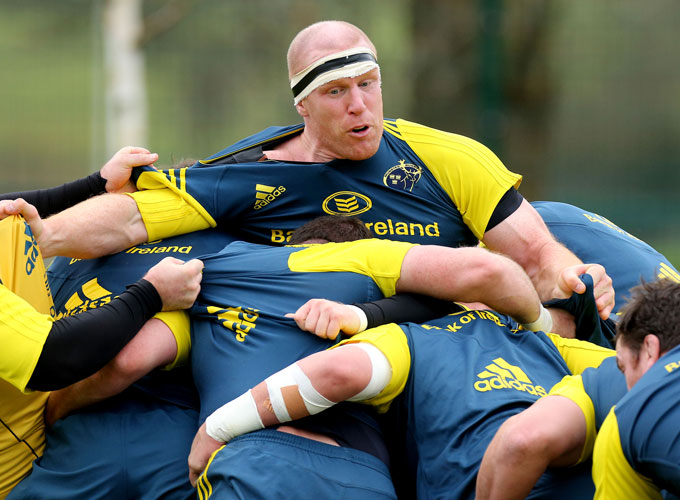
[
  {"left": 288, "top": 216, "right": 373, "bottom": 244},
  {"left": 616, "top": 279, "right": 680, "bottom": 355}
]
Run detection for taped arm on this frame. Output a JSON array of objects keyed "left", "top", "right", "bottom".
[
  {"left": 204, "top": 325, "right": 410, "bottom": 442},
  {"left": 189, "top": 324, "right": 410, "bottom": 486}
]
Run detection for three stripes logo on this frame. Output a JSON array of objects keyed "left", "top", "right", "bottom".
[
  {"left": 254, "top": 184, "right": 286, "bottom": 210},
  {"left": 474, "top": 358, "right": 547, "bottom": 396},
  {"left": 56, "top": 278, "right": 113, "bottom": 319},
  {"left": 658, "top": 262, "right": 680, "bottom": 283},
  {"left": 322, "top": 191, "right": 372, "bottom": 216}
]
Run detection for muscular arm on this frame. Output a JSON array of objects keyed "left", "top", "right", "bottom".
[
  {"left": 39, "top": 193, "right": 148, "bottom": 258},
  {"left": 397, "top": 244, "right": 542, "bottom": 325},
  {"left": 45, "top": 318, "right": 177, "bottom": 426},
  {"left": 189, "top": 341, "right": 384, "bottom": 486},
  {"left": 483, "top": 199, "right": 614, "bottom": 319},
  {"left": 476, "top": 395, "right": 587, "bottom": 500}
]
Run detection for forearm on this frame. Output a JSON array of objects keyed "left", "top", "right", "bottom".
[
  {"left": 44, "top": 317, "right": 178, "bottom": 425},
  {"left": 206, "top": 344, "right": 382, "bottom": 441},
  {"left": 39, "top": 193, "right": 148, "bottom": 258},
  {"left": 399, "top": 245, "right": 542, "bottom": 325},
  {"left": 28, "top": 280, "right": 161, "bottom": 391},
  {"left": 356, "top": 293, "right": 457, "bottom": 329}
]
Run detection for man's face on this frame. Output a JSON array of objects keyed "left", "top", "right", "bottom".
[
  {"left": 616, "top": 339, "right": 648, "bottom": 389},
  {"left": 297, "top": 68, "right": 383, "bottom": 162}
]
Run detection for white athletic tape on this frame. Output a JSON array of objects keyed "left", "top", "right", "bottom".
[
  {"left": 521, "top": 304, "right": 553, "bottom": 333},
  {"left": 347, "top": 343, "right": 391, "bottom": 401},
  {"left": 266, "top": 363, "right": 335, "bottom": 420},
  {"left": 205, "top": 391, "right": 264, "bottom": 443},
  {"left": 346, "top": 305, "right": 368, "bottom": 333}
]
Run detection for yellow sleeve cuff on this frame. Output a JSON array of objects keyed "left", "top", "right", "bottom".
[
  {"left": 333, "top": 323, "right": 411, "bottom": 413},
  {"left": 152, "top": 310, "right": 191, "bottom": 370}
]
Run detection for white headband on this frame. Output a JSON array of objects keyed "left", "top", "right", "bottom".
[{"left": 290, "top": 47, "right": 379, "bottom": 105}]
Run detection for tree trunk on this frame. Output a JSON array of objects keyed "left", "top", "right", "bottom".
[{"left": 103, "top": 0, "right": 148, "bottom": 155}]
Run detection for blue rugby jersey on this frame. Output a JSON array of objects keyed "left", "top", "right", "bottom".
[
  {"left": 130, "top": 119, "right": 521, "bottom": 246},
  {"left": 594, "top": 344, "right": 680, "bottom": 499},
  {"left": 356, "top": 310, "right": 611, "bottom": 499},
  {"left": 47, "top": 228, "right": 235, "bottom": 409},
  {"left": 189, "top": 238, "right": 413, "bottom": 423}
]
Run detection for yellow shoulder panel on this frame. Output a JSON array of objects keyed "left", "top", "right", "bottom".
[
  {"left": 391, "top": 119, "right": 522, "bottom": 239},
  {"left": 287, "top": 239, "right": 415, "bottom": 297},
  {"left": 334, "top": 323, "right": 411, "bottom": 413},
  {"left": 593, "top": 409, "right": 662, "bottom": 500},
  {"left": 0, "top": 215, "right": 54, "bottom": 392},
  {"left": 547, "top": 333, "right": 615, "bottom": 375},
  {"left": 128, "top": 169, "right": 216, "bottom": 241},
  {"left": 548, "top": 374, "right": 596, "bottom": 464},
  {"left": 153, "top": 310, "right": 191, "bottom": 370}
]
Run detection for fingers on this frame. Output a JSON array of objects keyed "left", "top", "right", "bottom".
[
  {"left": 557, "top": 264, "right": 615, "bottom": 320},
  {"left": 0, "top": 199, "right": 44, "bottom": 238},
  {"left": 584, "top": 264, "right": 615, "bottom": 319},
  {"left": 144, "top": 257, "right": 204, "bottom": 311},
  {"left": 101, "top": 146, "right": 159, "bottom": 193},
  {"left": 288, "top": 299, "right": 341, "bottom": 340}
]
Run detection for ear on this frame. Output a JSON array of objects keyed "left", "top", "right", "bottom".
[
  {"left": 295, "top": 100, "right": 309, "bottom": 118},
  {"left": 642, "top": 334, "right": 662, "bottom": 367}
]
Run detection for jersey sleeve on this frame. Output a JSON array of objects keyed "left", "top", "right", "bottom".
[
  {"left": 127, "top": 167, "right": 215, "bottom": 241},
  {"left": 548, "top": 374, "right": 597, "bottom": 464},
  {"left": 333, "top": 323, "right": 411, "bottom": 413},
  {"left": 287, "top": 239, "right": 416, "bottom": 296},
  {"left": 152, "top": 310, "right": 191, "bottom": 370},
  {"left": 393, "top": 119, "right": 522, "bottom": 239},
  {"left": 593, "top": 409, "right": 662, "bottom": 500},
  {"left": 546, "top": 333, "right": 615, "bottom": 374}
]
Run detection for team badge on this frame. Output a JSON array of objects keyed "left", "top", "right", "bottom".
[
  {"left": 322, "top": 191, "right": 372, "bottom": 216},
  {"left": 383, "top": 160, "right": 422, "bottom": 192}
]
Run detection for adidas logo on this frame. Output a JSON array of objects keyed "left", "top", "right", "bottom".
[
  {"left": 254, "top": 184, "right": 286, "bottom": 210},
  {"left": 474, "top": 357, "right": 546, "bottom": 396},
  {"left": 57, "top": 278, "right": 113, "bottom": 319}
]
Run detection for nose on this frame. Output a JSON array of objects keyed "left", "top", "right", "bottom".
[{"left": 346, "top": 85, "right": 367, "bottom": 114}]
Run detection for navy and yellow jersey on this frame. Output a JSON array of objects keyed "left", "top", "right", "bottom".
[
  {"left": 189, "top": 238, "right": 414, "bottom": 422},
  {"left": 338, "top": 310, "right": 611, "bottom": 499},
  {"left": 129, "top": 119, "right": 521, "bottom": 246},
  {"left": 47, "top": 228, "right": 235, "bottom": 409},
  {"left": 533, "top": 201, "right": 680, "bottom": 317},
  {"left": 593, "top": 344, "right": 680, "bottom": 499},
  {"left": 0, "top": 216, "right": 54, "bottom": 498},
  {"left": 548, "top": 356, "right": 625, "bottom": 464}
]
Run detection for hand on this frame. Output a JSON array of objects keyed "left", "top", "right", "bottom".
[
  {"left": 285, "top": 298, "right": 361, "bottom": 340},
  {"left": 143, "top": 257, "right": 204, "bottom": 311},
  {"left": 556, "top": 263, "right": 614, "bottom": 320},
  {"left": 0, "top": 198, "right": 44, "bottom": 239},
  {"left": 100, "top": 146, "right": 159, "bottom": 193},
  {"left": 188, "top": 422, "right": 224, "bottom": 487}
]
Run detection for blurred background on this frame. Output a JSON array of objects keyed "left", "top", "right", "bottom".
[{"left": 1, "top": 0, "right": 678, "bottom": 261}]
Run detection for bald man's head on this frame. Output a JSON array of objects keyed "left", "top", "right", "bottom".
[{"left": 287, "top": 21, "right": 377, "bottom": 78}]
